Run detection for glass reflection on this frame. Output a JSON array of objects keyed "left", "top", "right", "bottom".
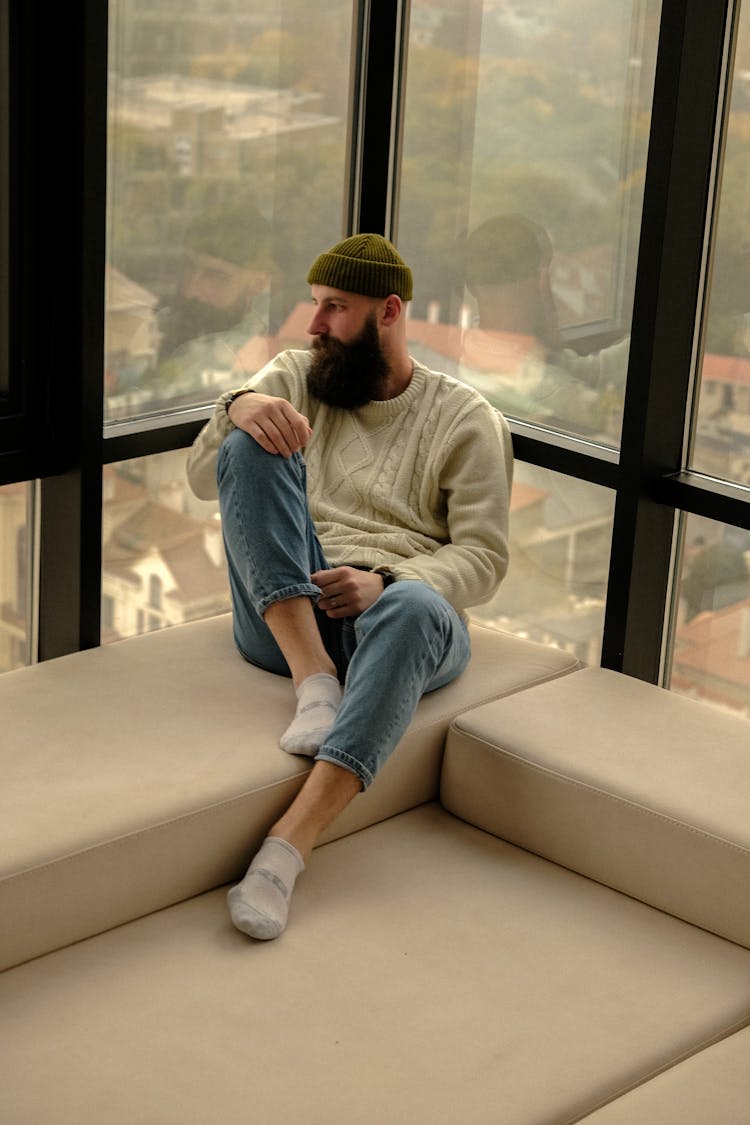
[
  {"left": 692, "top": 1, "right": 750, "bottom": 487},
  {"left": 470, "top": 464, "right": 614, "bottom": 666},
  {"left": 458, "top": 213, "right": 629, "bottom": 434},
  {"left": 400, "top": 0, "right": 661, "bottom": 446},
  {"left": 0, "top": 482, "right": 32, "bottom": 671},
  {"left": 672, "top": 514, "right": 750, "bottom": 717}
]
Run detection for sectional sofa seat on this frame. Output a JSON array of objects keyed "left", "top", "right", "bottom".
[
  {"left": 0, "top": 614, "right": 579, "bottom": 971},
  {"left": 2, "top": 617, "right": 750, "bottom": 1123}
]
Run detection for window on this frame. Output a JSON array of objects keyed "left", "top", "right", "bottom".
[
  {"left": 470, "top": 467, "right": 614, "bottom": 666},
  {"left": 1, "top": 0, "right": 748, "bottom": 720},
  {"left": 691, "top": 0, "right": 750, "bottom": 489},
  {"left": 148, "top": 575, "right": 163, "bottom": 611},
  {"left": 102, "top": 450, "right": 229, "bottom": 643},
  {"left": 398, "top": 0, "right": 660, "bottom": 449},
  {"left": 0, "top": 482, "right": 33, "bottom": 671},
  {"left": 398, "top": 0, "right": 656, "bottom": 658},
  {"left": 102, "top": 593, "right": 115, "bottom": 632},
  {"left": 105, "top": 0, "right": 355, "bottom": 423},
  {"left": 99, "top": 0, "right": 358, "bottom": 645},
  {"left": 671, "top": 513, "right": 750, "bottom": 716}
]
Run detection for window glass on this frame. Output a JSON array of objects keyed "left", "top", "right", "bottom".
[
  {"left": 671, "top": 513, "right": 750, "bottom": 717},
  {"left": 691, "top": 2, "right": 750, "bottom": 486},
  {"left": 102, "top": 450, "right": 230, "bottom": 642},
  {"left": 0, "top": 482, "right": 33, "bottom": 671},
  {"left": 399, "top": 0, "right": 661, "bottom": 446},
  {"left": 470, "top": 465, "right": 614, "bottom": 666},
  {"left": 105, "top": 0, "right": 354, "bottom": 423}
]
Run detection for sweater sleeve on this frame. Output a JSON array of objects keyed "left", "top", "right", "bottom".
[
  {"left": 185, "top": 351, "right": 309, "bottom": 501},
  {"left": 388, "top": 401, "right": 513, "bottom": 612}
]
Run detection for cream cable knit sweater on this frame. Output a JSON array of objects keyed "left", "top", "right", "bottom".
[{"left": 187, "top": 350, "right": 513, "bottom": 613}]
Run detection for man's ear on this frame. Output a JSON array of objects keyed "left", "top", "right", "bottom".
[{"left": 381, "top": 294, "right": 403, "bottom": 326}]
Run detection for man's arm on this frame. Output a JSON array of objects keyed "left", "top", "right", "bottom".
[
  {"left": 389, "top": 403, "right": 513, "bottom": 613},
  {"left": 185, "top": 350, "right": 311, "bottom": 500}
]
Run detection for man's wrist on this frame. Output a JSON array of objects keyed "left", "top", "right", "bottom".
[{"left": 224, "top": 389, "right": 255, "bottom": 415}]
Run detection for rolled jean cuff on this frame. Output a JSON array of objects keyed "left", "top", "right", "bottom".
[
  {"left": 256, "top": 582, "right": 322, "bottom": 616},
  {"left": 315, "top": 745, "right": 374, "bottom": 790}
]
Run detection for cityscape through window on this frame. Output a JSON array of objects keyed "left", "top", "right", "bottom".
[{"left": 2, "top": 2, "right": 749, "bottom": 723}]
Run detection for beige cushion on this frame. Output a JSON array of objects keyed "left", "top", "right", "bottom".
[
  {"left": 0, "top": 615, "right": 578, "bottom": 969},
  {"left": 579, "top": 1026, "right": 750, "bottom": 1123},
  {"left": 442, "top": 666, "right": 750, "bottom": 947},
  {"left": 2, "top": 805, "right": 749, "bottom": 1125}
]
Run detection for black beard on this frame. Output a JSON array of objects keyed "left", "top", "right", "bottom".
[{"left": 306, "top": 314, "right": 388, "bottom": 408}]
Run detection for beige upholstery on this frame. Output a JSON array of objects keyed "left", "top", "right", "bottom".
[
  {"left": 0, "top": 614, "right": 579, "bottom": 970},
  {"left": 2, "top": 806, "right": 750, "bottom": 1125},
  {"left": 579, "top": 1026, "right": 750, "bottom": 1123},
  {"left": 442, "top": 666, "right": 750, "bottom": 947},
  {"left": 4, "top": 620, "right": 750, "bottom": 1123}
]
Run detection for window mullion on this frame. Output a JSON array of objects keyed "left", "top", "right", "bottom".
[
  {"left": 348, "top": 0, "right": 406, "bottom": 236},
  {"left": 602, "top": 0, "right": 736, "bottom": 680},
  {"left": 33, "top": 0, "right": 108, "bottom": 660}
]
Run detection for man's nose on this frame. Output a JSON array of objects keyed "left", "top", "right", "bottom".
[{"left": 307, "top": 308, "right": 327, "bottom": 336}]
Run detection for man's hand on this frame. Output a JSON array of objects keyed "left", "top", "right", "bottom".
[
  {"left": 313, "top": 567, "right": 386, "bottom": 618},
  {"left": 228, "top": 392, "right": 312, "bottom": 457}
]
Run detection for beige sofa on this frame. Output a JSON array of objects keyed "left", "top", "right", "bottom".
[{"left": 2, "top": 615, "right": 749, "bottom": 1123}]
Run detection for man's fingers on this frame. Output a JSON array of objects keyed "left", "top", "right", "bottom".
[
  {"left": 312, "top": 569, "right": 336, "bottom": 590},
  {"left": 269, "top": 403, "right": 311, "bottom": 453},
  {"left": 258, "top": 418, "right": 299, "bottom": 457},
  {"left": 237, "top": 399, "right": 311, "bottom": 456},
  {"left": 245, "top": 420, "right": 289, "bottom": 456},
  {"left": 311, "top": 567, "right": 384, "bottom": 618}
]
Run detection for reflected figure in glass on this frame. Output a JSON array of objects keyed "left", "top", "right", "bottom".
[
  {"left": 459, "top": 213, "right": 629, "bottom": 439},
  {"left": 155, "top": 200, "right": 276, "bottom": 401}
]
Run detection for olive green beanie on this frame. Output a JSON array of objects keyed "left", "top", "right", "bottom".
[{"left": 307, "top": 233, "right": 413, "bottom": 300}]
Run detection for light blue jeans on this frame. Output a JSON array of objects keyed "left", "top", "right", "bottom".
[{"left": 217, "top": 428, "right": 471, "bottom": 788}]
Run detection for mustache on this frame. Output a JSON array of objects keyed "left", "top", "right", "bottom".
[
  {"left": 310, "top": 331, "right": 383, "bottom": 367},
  {"left": 311, "top": 334, "right": 351, "bottom": 358}
]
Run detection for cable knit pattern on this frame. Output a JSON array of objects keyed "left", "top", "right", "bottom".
[{"left": 187, "top": 350, "right": 513, "bottom": 613}]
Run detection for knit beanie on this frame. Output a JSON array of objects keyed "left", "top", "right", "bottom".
[
  {"left": 306, "top": 234, "right": 413, "bottom": 300},
  {"left": 464, "top": 214, "right": 552, "bottom": 290}
]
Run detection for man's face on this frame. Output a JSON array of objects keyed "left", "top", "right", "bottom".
[{"left": 306, "top": 287, "right": 388, "bottom": 408}]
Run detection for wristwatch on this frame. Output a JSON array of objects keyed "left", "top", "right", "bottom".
[
  {"left": 225, "top": 389, "right": 255, "bottom": 415},
  {"left": 380, "top": 571, "right": 396, "bottom": 588}
]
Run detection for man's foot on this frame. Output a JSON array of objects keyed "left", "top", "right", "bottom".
[
  {"left": 227, "top": 836, "right": 305, "bottom": 941},
  {"left": 280, "top": 672, "right": 342, "bottom": 756}
]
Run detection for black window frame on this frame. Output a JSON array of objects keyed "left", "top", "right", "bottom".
[{"left": 0, "top": 0, "right": 747, "bottom": 695}]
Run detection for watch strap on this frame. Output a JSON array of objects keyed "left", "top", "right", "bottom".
[{"left": 225, "top": 389, "right": 255, "bottom": 415}]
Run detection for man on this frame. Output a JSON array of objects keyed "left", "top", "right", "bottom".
[{"left": 187, "top": 233, "right": 513, "bottom": 941}]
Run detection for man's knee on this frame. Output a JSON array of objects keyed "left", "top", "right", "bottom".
[
  {"left": 219, "top": 427, "right": 265, "bottom": 471},
  {"left": 383, "top": 579, "right": 448, "bottom": 615},
  {"left": 363, "top": 580, "right": 455, "bottom": 640},
  {"left": 218, "top": 429, "right": 305, "bottom": 487}
]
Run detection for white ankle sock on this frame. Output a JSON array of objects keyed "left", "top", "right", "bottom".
[
  {"left": 227, "top": 836, "right": 305, "bottom": 941},
  {"left": 279, "top": 672, "right": 342, "bottom": 756}
]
